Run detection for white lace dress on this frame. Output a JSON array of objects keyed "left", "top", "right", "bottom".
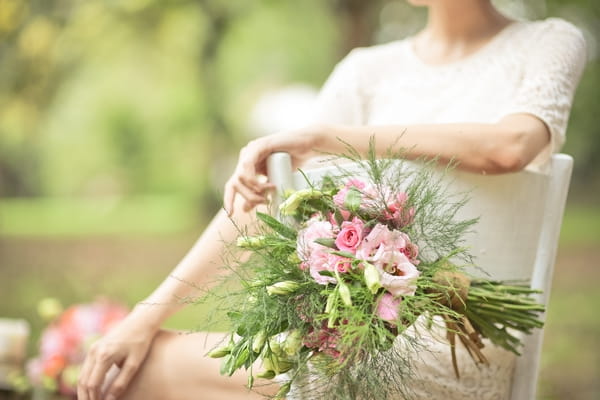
[{"left": 297, "top": 18, "right": 586, "bottom": 400}]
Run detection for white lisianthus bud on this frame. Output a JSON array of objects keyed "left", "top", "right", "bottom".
[
  {"left": 236, "top": 235, "right": 267, "bottom": 249},
  {"left": 256, "top": 369, "right": 276, "bottom": 379},
  {"left": 279, "top": 188, "right": 323, "bottom": 215},
  {"left": 325, "top": 291, "right": 336, "bottom": 314},
  {"left": 252, "top": 330, "right": 267, "bottom": 353},
  {"left": 338, "top": 282, "right": 352, "bottom": 306},
  {"left": 283, "top": 330, "right": 303, "bottom": 356},
  {"left": 364, "top": 263, "right": 382, "bottom": 294},
  {"left": 207, "top": 345, "right": 231, "bottom": 358},
  {"left": 266, "top": 281, "right": 300, "bottom": 296}
]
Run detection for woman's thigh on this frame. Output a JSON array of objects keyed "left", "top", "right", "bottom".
[{"left": 114, "top": 330, "right": 279, "bottom": 400}]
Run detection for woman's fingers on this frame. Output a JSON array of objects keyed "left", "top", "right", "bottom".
[
  {"left": 78, "top": 354, "right": 94, "bottom": 400},
  {"left": 239, "top": 174, "right": 274, "bottom": 196},
  {"left": 224, "top": 172, "right": 273, "bottom": 215},
  {"left": 104, "top": 358, "right": 141, "bottom": 400},
  {"left": 86, "top": 351, "right": 117, "bottom": 400},
  {"left": 224, "top": 129, "right": 324, "bottom": 215}
]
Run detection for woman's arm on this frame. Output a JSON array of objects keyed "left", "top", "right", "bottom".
[
  {"left": 224, "top": 113, "right": 550, "bottom": 214},
  {"left": 78, "top": 205, "right": 257, "bottom": 400}
]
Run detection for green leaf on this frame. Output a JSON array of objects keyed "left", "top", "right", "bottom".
[
  {"left": 344, "top": 187, "right": 362, "bottom": 213},
  {"left": 256, "top": 212, "right": 297, "bottom": 240},
  {"left": 330, "top": 250, "right": 355, "bottom": 259},
  {"left": 314, "top": 237, "right": 336, "bottom": 248},
  {"left": 220, "top": 354, "right": 234, "bottom": 376},
  {"left": 334, "top": 208, "right": 344, "bottom": 226},
  {"left": 320, "top": 175, "right": 337, "bottom": 192}
]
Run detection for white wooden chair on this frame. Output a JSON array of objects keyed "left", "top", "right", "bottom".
[{"left": 267, "top": 152, "right": 573, "bottom": 400}]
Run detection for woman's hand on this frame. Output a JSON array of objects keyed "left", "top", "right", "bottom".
[
  {"left": 224, "top": 125, "right": 329, "bottom": 215},
  {"left": 77, "top": 312, "right": 158, "bottom": 400}
]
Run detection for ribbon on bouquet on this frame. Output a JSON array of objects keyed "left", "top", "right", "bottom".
[{"left": 429, "top": 270, "right": 489, "bottom": 379}]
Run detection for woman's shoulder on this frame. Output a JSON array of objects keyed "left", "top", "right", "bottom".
[
  {"left": 526, "top": 17, "right": 584, "bottom": 36},
  {"left": 510, "top": 17, "right": 586, "bottom": 51},
  {"left": 509, "top": 17, "right": 587, "bottom": 76}
]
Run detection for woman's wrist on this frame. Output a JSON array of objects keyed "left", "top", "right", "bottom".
[{"left": 127, "top": 300, "right": 173, "bottom": 332}]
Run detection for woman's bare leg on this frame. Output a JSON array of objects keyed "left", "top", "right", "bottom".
[{"left": 113, "top": 330, "right": 279, "bottom": 400}]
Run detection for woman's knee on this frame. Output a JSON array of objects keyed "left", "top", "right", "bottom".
[{"left": 116, "top": 330, "right": 275, "bottom": 400}]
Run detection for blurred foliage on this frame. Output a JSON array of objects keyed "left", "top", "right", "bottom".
[
  {"left": 0, "top": 0, "right": 597, "bottom": 210},
  {"left": 0, "top": 0, "right": 340, "bottom": 206}
]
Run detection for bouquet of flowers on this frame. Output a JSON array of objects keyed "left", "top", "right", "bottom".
[{"left": 206, "top": 143, "right": 545, "bottom": 399}]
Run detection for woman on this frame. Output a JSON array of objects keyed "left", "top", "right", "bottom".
[{"left": 78, "top": 0, "right": 586, "bottom": 399}]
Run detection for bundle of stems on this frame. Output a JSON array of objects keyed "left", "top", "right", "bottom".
[{"left": 465, "top": 281, "right": 545, "bottom": 354}]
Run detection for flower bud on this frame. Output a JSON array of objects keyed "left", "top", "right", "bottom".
[
  {"left": 279, "top": 189, "right": 323, "bottom": 215},
  {"left": 325, "top": 291, "right": 336, "bottom": 314},
  {"left": 283, "top": 330, "right": 303, "bottom": 356},
  {"left": 266, "top": 281, "right": 300, "bottom": 296},
  {"left": 338, "top": 282, "right": 352, "bottom": 306},
  {"left": 252, "top": 330, "right": 267, "bottom": 353},
  {"left": 236, "top": 235, "right": 267, "bottom": 249},
  {"left": 263, "top": 354, "right": 293, "bottom": 374},
  {"left": 207, "top": 345, "right": 231, "bottom": 358},
  {"left": 364, "top": 263, "right": 382, "bottom": 294},
  {"left": 256, "top": 370, "right": 276, "bottom": 379}
]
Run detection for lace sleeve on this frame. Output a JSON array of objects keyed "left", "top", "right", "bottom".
[
  {"left": 506, "top": 18, "right": 587, "bottom": 160},
  {"left": 311, "top": 49, "right": 366, "bottom": 125}
]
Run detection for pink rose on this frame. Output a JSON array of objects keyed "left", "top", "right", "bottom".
[
  {"left": 372, "top": 250, "right": 420, "bottom": 296},
  {"left": 376, "top": 292, "right": 402, "bottom": 322},
  {"left": 335, "top": 217, "right": 365, "bottom": 253}
]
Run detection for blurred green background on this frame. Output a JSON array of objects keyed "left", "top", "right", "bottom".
[{"left": 0, "top": 0, "right": 598, "bottom": 399}]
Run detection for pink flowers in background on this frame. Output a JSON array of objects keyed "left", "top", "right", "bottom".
[
  {"left": 27, "top": 299, "right": 128, "bottom": 396},
  {"left": 296, "top": 178, "right": 421, "bottom": 323}
]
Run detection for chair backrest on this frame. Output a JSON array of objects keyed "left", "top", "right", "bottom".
[{"left": 267, "top": 152, "right": 573, "bottom": 400}]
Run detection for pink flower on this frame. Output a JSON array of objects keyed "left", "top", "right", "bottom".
[
  {"left": 376, "top": 293, "right": 402, "bottom": 322},
  {"left": 309, "top": 250, "right": 337, "bottom": 285},
  {"left": 384, "top": 192, "right": 415, "bottom": 228},
  {"left": 398, "top": 233, "right": 419, "bottom": 265},
  {"left": 297, "top": 220, "right": 336, "bottom": 260},
  {"left": 335, "top": 217, "right": 365, "bottom": 253},
  {"left": 356, "top": 224, "right": 408, "bottom": 259},
  {"left": 327, "top": 254, "right": 352, "bottom": 273},
  {"left": 372, "top": 250, "right": 420, "bottom": 297},
  {"left": 356, "top": 224, "right": 420, "bottom": 265},
  {"left": 298, "top": 219, "right": 338, "bottom": 284},
  {"left": 356, "top": 224, "right": 391, "bottom": 260}
]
